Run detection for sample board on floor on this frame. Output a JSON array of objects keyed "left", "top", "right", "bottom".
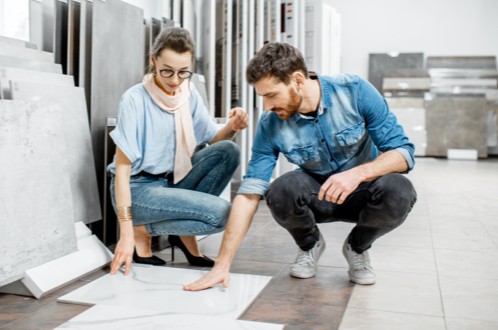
[
  {"left": 55, "top": 304, "right": 283, "bottom": 329},
  {"left": 58, "top": 266, "right": 272, "bottom": 319}
]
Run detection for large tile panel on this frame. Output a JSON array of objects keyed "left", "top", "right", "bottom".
[{"left": 0, "top": 100, "right": 77, "bottom": 287}]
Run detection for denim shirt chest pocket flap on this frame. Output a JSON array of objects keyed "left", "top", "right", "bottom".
[
  {"left": 283, "top": 145, "right": 322, "bottom": 170},
  {"left": 336, "top": 122, "right": 366, "bottom": 145},
  {"left": 335, "top": 122, "right": 367, "bottom": 156}
]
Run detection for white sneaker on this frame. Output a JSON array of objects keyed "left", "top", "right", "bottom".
[
  {"left": 342, "top": 239, "right": 376, "bottom": 285},
  {"left": 290, "top": 233, "right": 326, "bottom": 279}
]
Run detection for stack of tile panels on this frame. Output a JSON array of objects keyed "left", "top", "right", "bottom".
[{"left": 427, "top": 56, "right": 498, "bottom": 157}]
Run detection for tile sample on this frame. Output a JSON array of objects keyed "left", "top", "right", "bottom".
[
  {"left": 0, "top": 100, "right": 77, "bottom": 287},
  {"left": 58, "top": 266, "right": 272, "bottom": 319},
  {"left": 90, "top": 0, "right": 145, "bottom": 200},
  {"left": 425, "top": 95, "right": 488, "bottom": 157},
  {"left": 11, "top": 81, "right": 102, "bottom": 223},
  {"left": 21, "top": 234, "right": 113, "bottom": 298},
  {"left": 0, "top": 44, "right": 54, "bottom": 62},
  {"left": 55, "top": 304, "right": 283, "bottom": 329},
  {"left": 368, "top": 53, "right": 424, "bottom": 92},
  {"left": 0, "top": 66, "right": 74, "bottom": 100},
  {"left": 0, "top": 54, "right": 62, "bottom": 73},
  {"left": 427, "top": 56, "right": 497, "bottom": 70}
]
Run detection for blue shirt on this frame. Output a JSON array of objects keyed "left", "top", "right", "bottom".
[
  {"left": 238, "top": 73, "right": 415, "bottom": 196},
  {"left": 107, "top": 83, "right": 218, "bottom": 175}
]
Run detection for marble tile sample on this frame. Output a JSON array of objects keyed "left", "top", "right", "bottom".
[
  {"left": 390, "top": 105, "right": 426, "bottom": 156},
  {"left": 0, "top": 100, "right": 77, "bottom": 287},
  {"left": 427, "top": 56, "right": 497, "bottom": 70},
  {"left": 368, "top": 53, "right": 424, "bottom": 92},
  {"left": 90, "top": 0, "right": 144, "bottom": 198},
  {"left": 0, "top": 44, "right": 54, "bottom": 62},
  {"left": 0, "top": 35, "right": 37, "bottom": 49},
  {"left": 425, "top": 95, "right": 488, "bottom": 157},
  {"left": 56, "top": 304, "right": 283, "bottom": 329},
  {"left": 58, "top": 266, "right": 272, "bottom": 319},
  {"left": 428, "top": 68, "right": 498, "bottom": 79},
  {"left": 0, "top": 66, "right": 74, "bottom": 99},
  {"left": 21, "top": 234, "right": 113, "bottom": 298},
  {"left": 11, "top": 80, "right": 102, "bottom": 223},
  {"left": 382, "top": 77, "right": 431, "bottom": 91},
  {"left": 0, "top": 54, "right": 62, "bottom": 73}
]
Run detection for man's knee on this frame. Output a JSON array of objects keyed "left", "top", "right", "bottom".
[{"left": 375, "top": 174, "right": 417, "bottom": 218}]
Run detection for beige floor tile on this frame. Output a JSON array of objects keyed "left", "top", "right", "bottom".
[
  {"left": 446, "top": 317, "right": 498, "bottom": 330},
  {"left": 435, "top": 249, "right": 498, "bottom": 280},
  {"left": 347, "top": 270, "right": 443, "bottom": 316},
  {"left": 339, "top": 308, "right": 445, "bottom": 330},
  {"left": 440, "top": 275, "right": 498, "bottom": 322}
]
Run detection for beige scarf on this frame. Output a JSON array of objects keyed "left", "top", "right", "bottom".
[{"left": 143, "top": 73, "right": 196, "bottom": 184}]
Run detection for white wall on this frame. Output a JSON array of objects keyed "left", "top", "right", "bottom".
[{"left": 329, "top": 0, "right": 498, "bottom": 78}]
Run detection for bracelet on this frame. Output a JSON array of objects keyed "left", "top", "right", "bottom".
[{"left": 117, "top": 206, "right": 133, "bottom": 222}]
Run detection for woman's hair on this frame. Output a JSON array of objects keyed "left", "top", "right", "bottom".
[
  {"left": 148, "top": 27, "right": 195, "bottom": 73},
  {"left": 246, "top": 42, "right": 308, "bottom": 85}
]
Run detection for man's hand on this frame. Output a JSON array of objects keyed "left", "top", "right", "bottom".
[
  {"left": 183, "top": 265, "right": 231, "bottom": 291},
  {"left": 319, "top": 170, "right": 362, "bottom": 204},
  {"left": 228, "top": 107, "right": 249, "bottom": 131}
]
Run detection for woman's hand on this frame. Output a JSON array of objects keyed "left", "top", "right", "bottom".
[{"left": 110, "top": 235, "right": 135, "bottom": 275}]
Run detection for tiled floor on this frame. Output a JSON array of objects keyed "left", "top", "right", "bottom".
[{"left": 1, "top": 157, "right": 497, "bottom": 329}]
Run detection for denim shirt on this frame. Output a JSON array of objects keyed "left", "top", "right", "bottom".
[{"left": 238, "top": 73, "right": 415, "bottom": 196}]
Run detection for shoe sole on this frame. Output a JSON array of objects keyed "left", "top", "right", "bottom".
[{"left": 348, "top": 271, "right": 376, "bottom": 285}]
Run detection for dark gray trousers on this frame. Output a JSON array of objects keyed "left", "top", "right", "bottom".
[{"left": 265, "top": 171, "right": 417, "bottom": 253}]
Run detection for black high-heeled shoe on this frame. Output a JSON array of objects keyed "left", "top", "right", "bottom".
[
  {"left": 132, "top": 249, "right": 166, "bottom": 266},
  {"left": 168, "top": 235, "right": 214, "bottom": 267}
]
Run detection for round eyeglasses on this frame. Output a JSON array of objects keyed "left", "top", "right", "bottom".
[{"left": 159, "top": 69, "right": 193, "bottom": 79}]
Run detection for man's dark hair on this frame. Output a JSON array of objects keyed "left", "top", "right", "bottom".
[{"left": 246, "top": 42, "right": 309, "bottom": 85}]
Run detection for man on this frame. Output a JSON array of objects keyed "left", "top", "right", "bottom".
[{"left": 185, "top": 42, "right": 417, "bottom": 290}]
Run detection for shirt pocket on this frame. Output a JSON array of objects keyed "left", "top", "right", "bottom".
[
  {"left": 282, "top": 145, "right": 323, "bottom": 171},
  {"left": 335, "top": 122, "right": 367, "bottom": 158}
]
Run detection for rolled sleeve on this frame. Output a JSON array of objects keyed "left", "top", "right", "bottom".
[
  {"left": 237, "top": 177, "right": 269, "bottom": 196},
  {"left": 395, "top": 147, "right": 415, "bottom": 171}
]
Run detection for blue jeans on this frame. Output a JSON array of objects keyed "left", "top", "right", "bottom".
[
  {"left": 110, "top": 140, "right": 240, "bottom": 236},
  {"left": 265, "top": 171, "right": 417, "bottom": 253}
]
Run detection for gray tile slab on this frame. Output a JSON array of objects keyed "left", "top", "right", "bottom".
[
  {"left": 10, "top": 81, "right": 102, "bottom": 223},
  {"left": 382, "top": 77, "right": 431, "bottom": 91},
  {"left": 427, "top": 56, "right": 497, "bottom": 70},
  {"left": 0, "top": 45, "right": 54, "bottom": 62},
  {"left": 425, "top": 95, "right": 488, "bottom": 157},
  {"left": 0, "top": 55, "right": 62, "bottom": 73},
  {"left": 428, "top": 68, "right": 498, "bottom": 79},
  {"left": 368, "top": 53, "right": 424, "bottom": 92},
  {"left": 90, "top": 0, "right": 145, "bottom": 197},
  {"left": 0, "top": 66, "right": 74, "bottom": 98},
  {"left": 0, "top": 100, "right": 77, "bottom": 287}
]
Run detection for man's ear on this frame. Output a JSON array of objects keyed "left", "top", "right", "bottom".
[{"left": 292, "top": 71, "right": 306, "bottom": 88}]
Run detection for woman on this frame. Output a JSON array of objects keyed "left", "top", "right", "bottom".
[{"left": 107, "top": 27, "right": 248, "bottom": 275}]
